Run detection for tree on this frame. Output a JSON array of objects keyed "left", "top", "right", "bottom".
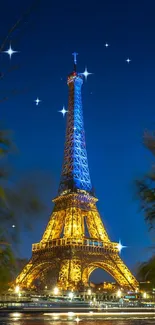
[
  {"left": 136, "top": 131, "right": 155, "bottom": 229},
  {"left": 0, "top": 242, "right": 16, "bottom": 292},
  {"left": 0, "top": 2, "right": 47, "bottom": 292},
  {"left": 136, "top": 131, "right": 155, "bottom": 284},
  {"left": 0, "top": 126, "right": 47, "bottom": 242},
  {"left": 0, "top": 125, "right": 52, "bottom": 292},
  {"left": 0, "top": 128, "right": 15, "bottom": 292},
  {"left": 137, "top": 256, "right": 155, "bottom": 287}
]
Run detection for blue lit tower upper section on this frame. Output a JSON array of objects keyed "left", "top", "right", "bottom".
[{"left": 58, "top": 53, "right": 92, "bottom": 195}]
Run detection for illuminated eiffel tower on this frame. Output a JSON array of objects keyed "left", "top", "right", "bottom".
[{"left": 16, "top": 54, "right": 138, "bottom": 291}]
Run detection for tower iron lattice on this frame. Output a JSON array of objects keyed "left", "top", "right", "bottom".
[{"left": 15, "top": 54, "right": 138, "bottom": 291}]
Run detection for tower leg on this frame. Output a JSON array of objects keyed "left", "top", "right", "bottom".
[
  {"left": 82, "top": 253, "right": 138, "bottom": 291},
  {"left": 15, "top": 259, "right": 60, "bottom": 289},
  {"left": 86, "top": 209, "right": 110, "bottom": 242},
  {"left": 59, "top": 259, "right": 82, "bottom": 290}
]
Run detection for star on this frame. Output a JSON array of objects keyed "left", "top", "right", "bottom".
[
  {"left": 82, "top": 67, "right": 93, "bottom": 81},
  {"left": 3, "top": 44, "right": 18, "bottom": 59},
  {"left": 105, "top": 43, "right": 109, "bottom": 47},
  {"left": 75, "top": 317, "right": 81, "bottom": 323},
  {"left": 126, "top": 58, "right": 131, "bottom": 64},
  {"left": 34, "top": 98, "right": 41, "bottom": 106},
  {"left": 117, "top": 240, "right": 126, "bottom": 253},
  {"left": 59, "top": 106, "right": 68, "bottom": 117},
  {"left": 12, "top": 225, "right": 16, "bottom": 228}
]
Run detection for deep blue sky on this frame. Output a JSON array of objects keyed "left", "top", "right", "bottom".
[{"left": 1, "top": 0, "right": 155, "bottom": 282}]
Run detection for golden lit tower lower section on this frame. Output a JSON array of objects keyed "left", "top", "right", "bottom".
[{"left": 15, "top": 54, "right": 139, "bottom": 291}]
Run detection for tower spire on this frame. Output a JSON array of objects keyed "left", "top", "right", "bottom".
[
  {"left": 72, "top": 52, "right": 78, "bottom": 72},
  {"left": 58, "top": 53, "right": 92, "bottom": 195}
]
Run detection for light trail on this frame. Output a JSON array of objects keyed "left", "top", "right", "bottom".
[
  {"left": 44, "top": 311, "right": 155, "bottom": 316},
  {"left": 28, "top": 306, "right": 155, "bottom": 310}
]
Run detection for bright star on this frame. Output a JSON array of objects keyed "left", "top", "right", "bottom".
[
  {"left": 82, "top": 67, "right": 93, "bottom": 81},
  {"left": 105, "top": 43, "right": 109, "bottom": 47},
  {"left": 12, "top": 225, "right": 16, "bottom": 228},
  {"left": 117, "top": 240, "right": 126, "bottom": 253},
  {"left": 34, "top": 98, "right": 41, "bottom": 106},
  {"left": 3, "top": 44, "right": 18, "bottom": 59},
  {"left": 59, "top": 106, "right": 68, "bottom": 117},
  {"left": 75, "top": 316, "right": 81, "bottom": 323},
  {"left": 126, "top": 58, "right": 131, "bottom": 63}
]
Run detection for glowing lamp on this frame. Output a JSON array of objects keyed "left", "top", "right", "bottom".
[
  {"left": 53, "top": 287, "right": 59, "bottom": 295},
  {"left": 117, "top": 289, "right": 121, "bottom": 298},
  {"left": 68, "top": 311, "right": 74, "bottom": 315},
  {"left": 68, "top": 292, "right": 74, "bottom": 299},
  {"left": 15, "top": 285, "right": 20, "bottom": 294}
]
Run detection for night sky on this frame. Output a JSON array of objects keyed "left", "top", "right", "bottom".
[{"left": 1, "top": 0, "right": 155, "bottom": 283}]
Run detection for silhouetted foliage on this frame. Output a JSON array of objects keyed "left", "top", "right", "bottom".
[
  {"left": 0, "top": 1, "right": 46, "bottom": 292},
  {"left": 0, "top": 126, "right": 48, "bottom": 243},
  {"left": 137, "top": 256, "right": 155, "bottom": 286},
  {"left": 0, "top": 125, "right": 52, "bottom": 292},
  {"left": 136, "top": 131, "right": 155, "bottom": 284},
  {"left": 136, "top": 131, "right": 155, "bottom": 229},
  {"left": 0, "top": 242, "right": 16, "bottom": 292}
]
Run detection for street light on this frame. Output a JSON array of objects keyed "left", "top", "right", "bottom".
[
  {"left": 117, "top": 289, "right": 121, "bottom": 298},
  {"left": 15, "top": 285, "right": 20, "bottom": 294},
  {"left": 53, "top": 287, "right": 59, "bottom": 295},
  {"left": 68, "top": 292, "right": 74, "bottom": 300}
]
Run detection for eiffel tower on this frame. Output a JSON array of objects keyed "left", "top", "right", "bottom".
[{"left": 16, "top": 54, "right": 138, "bottom": 291}]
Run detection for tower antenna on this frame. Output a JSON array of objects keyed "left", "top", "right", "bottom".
[{"left": 72, "top": 52, "right": 78, "bottom": 71}]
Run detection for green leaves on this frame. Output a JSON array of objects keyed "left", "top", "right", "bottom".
[{"left": 0, "top": 239, "right": 16, "bottom": 292}]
